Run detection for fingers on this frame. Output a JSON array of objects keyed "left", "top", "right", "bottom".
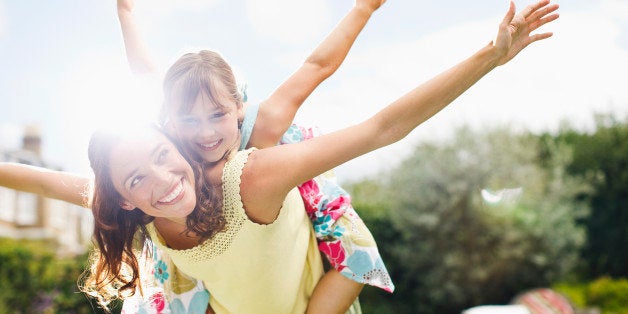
[
  {"left": 501, "top": 0, "right": 517, "bottom": 26},
  {"left": 529, "top": 32, "right": 553, "bottom": 44},
  {"left": 528, "top": 13, "right": 560, "bottom": 33},
  {"left": 521, "top": 0, "right": 551, "bottom": 19},
  {"left": 527, "top": 3, "right": 560, "bottom": 24}
]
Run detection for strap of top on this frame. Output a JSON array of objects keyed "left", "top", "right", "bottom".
[{"left": 239, "top": 103, "right": 260, "bottom": 150}]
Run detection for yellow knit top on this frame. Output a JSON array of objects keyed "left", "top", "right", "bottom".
[{"left": 146, "top": 149, "right": 324, "bottom": 313}]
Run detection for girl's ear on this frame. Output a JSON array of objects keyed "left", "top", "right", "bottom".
[{"left": 120, "top": 200, "right": 136, "bottom": 211}]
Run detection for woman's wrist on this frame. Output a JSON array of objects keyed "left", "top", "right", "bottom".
[
  {"left": 353, "top": 4, "right": 376, "bottom": 17},
  {"left": 478, "top": 42, "right": 505, "bottom": 69}
]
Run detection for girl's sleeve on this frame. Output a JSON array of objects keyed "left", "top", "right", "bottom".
[{"left": 280, "top": 124, "right": 395, "bottom": 293}]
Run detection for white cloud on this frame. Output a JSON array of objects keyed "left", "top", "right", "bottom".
[
  {"left": 137, "top": 0, "right": 223, "bottom": 16},
  {"left": 601, "top": 0, "right": 628, "bottom": 19},
  {"left": 0, "top": 124, "right": 21, "bottom": 151},
  {"left": 293, "top": 3, "right": 628, "bottom": 180},
  {"left": 246, "top": 0, "right": 332, "bottom": 45},
  {"left": 0, "top": 1, "right": 5, "bottom": 37}
]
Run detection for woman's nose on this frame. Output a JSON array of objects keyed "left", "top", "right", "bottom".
[{"left": 151, "top": 166, "right": 172, "bottom": 186}]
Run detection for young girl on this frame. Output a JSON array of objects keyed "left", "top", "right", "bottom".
[
  {"left": 0, "top": 1, "right": 559, "bottom": 312},
  {"left": 119, "top": 0, "right": 392, "bottom": 311}
]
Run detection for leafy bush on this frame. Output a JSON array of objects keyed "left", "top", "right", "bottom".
[
  {"left": 0, "top": 238, "right": 116, "bottom": 313},
  {"left": 554, "top": 277, "right": 628, "bottom": 314},
  {"left": 349, "top": 126, "right": 588, "bottom": 313},
  {"left": 587, "top": 277, "right": 628, "bottom": 313}
]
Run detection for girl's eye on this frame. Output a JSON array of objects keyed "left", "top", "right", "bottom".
[{"left": 211, "top": 112, "right": 226, "bottom": 119}]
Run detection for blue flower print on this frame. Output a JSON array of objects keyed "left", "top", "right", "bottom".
[
  {"left": 313, "top": 214, "right": 332, "bottom": 237},
  {"left": 280, "top": 125, "right": 304, "bottom": 143},
  {"left": 330, "top": 225, "right": 345, "bottom": 238},
  {"left": 346, "top": 250, "right": 373, "bottom": 278},
  {"left": 187, "top": 290, "right": 210, "bottom": 314},
  {"left": 168, "top": 290, "right": 210, "bottom": 314},
  {"left": 154, "top": 259, "right": 170, "bottom": 284}
]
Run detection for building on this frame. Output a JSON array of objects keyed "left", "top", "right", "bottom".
[{"left": 0, "top": 126, "right": 92, "bottom": 255}]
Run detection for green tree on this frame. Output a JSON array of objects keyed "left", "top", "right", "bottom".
[
  {"left": 0, "top": 238, "right": 116, "bottom": 313},
  {"left": 551, "top": 113, "right": 628, "bottom": 278},
  {"left": 350, "top": 126, "right": 587, "bottom": 313}
]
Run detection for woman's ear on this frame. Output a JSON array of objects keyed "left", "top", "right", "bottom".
[{"left": 120, "top": 200, "right": 136, "bottom": 211}]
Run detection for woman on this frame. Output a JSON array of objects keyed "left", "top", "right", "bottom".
[{"left": 0, "top": 1, "right": 559, "bottom": 312}]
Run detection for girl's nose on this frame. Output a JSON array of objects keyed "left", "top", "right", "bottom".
[{"left": 197, "top": 121, "right": 217, "bottom": 138}]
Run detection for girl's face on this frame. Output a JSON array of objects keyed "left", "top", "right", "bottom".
[
  {"left": 108, "top": 130, "right": 197, "bottom": 220},
  {"left": 170, "top": 82, "right": 242, "bottom": 164}
]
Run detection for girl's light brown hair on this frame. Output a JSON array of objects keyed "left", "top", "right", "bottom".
[{"left": 161, "top": 50, "right": 243, "bottom": 126}]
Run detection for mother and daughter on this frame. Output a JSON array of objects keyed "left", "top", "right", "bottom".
[{"left": 0, "top": 0, "right": 559, "bottom": 313}]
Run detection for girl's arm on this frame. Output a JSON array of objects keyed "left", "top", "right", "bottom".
[
  {"left": 117, "top": 0, "right": 157, "bottom": 75},
  {"left": 0, "top": 163, "right": 90, "bottom": 207},
  {"left": 241, "top": 0, "right": 560, "bottom": 223},
  {"left": 248, "top": 0, "right": 386, "bottom": 149}
]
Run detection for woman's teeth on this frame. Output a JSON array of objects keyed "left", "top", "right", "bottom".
[{"left": 159, "top": 180, "right": 183, "bottom": 203}]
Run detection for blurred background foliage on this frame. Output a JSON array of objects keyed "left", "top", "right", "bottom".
[
  {"left": 351, "top": 113, "right": 628, "bottom": 313},
  {"left": 1, "top": 113, "right": 626, "bottom": 313},
  {"left": 0, "top": 238, "right": 121, "bottom": 313}
]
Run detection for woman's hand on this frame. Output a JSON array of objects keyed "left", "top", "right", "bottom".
[
  {"left": 494, "top": 0, "right": 559, "bottom": 66},
  {"left": 355, "top": 0, "right": 386, "bottom": 14},
  {"left": 117, "top": 0, "right": 135, "bottom": 14}
]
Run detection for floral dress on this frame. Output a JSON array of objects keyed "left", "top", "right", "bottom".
[{"left": 122, "top": 104, "right": 394, "bottom": 313}]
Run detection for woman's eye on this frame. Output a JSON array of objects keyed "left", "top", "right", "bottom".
[
  {"left": 158, "top": 149, "right": 169, "bottom": 162},
  {"left": 180, "top": 117, "right": 199, "bottom": 125},
  {"left": 130, "top": 176, "right": 143, "bottom": 188}
]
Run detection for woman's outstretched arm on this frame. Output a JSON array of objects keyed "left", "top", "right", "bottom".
[
  {"left": 241, "top": 0, "right": 560, "bottom": 223},
  {"left": 0, "top": 163, "right": 90, "bottom": 207}
]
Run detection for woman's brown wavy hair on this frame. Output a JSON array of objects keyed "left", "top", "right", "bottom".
[{"left": 80, "top": 125, "right": 224, "bottom": 311}]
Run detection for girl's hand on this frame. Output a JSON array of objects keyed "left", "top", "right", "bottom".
[
  {"left": 493, "top": 0, "right": 559, "bottom": 66},
  {"left": 117, "top": 0, "right": 135, "bottom": 13},
  {"left": 355, "top": 0, "right": 386, "bottom": 13}
]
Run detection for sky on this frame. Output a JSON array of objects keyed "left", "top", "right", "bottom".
[{"left": 0, "top": 0, "right": 627, "bottom": 181}]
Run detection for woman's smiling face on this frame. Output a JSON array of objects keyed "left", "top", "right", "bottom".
[{"left": 108, "top": 129, "right": 197, "bottom": 220}]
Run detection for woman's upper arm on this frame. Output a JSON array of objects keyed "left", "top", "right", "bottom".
[{"left": 241, "top": 122, "right": 380, "bottom": 221}]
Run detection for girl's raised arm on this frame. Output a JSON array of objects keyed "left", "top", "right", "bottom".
[
  {"left": 242, "top": 0, "right": 560, "bottom": 223},
  {"left": 249, "top": 0, "right": 387, "bottom": 148},
  {"left": 116, "top": 0, "right": 157, "bottom": 75},
  {"left": 0, "top": 163, "right": 90, "bottom": 207}
]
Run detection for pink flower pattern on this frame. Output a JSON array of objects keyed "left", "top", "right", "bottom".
[
  {"left": 319, "top": 240, "right": 346, "bottom": 272},
  {"left": 150, "top": 292, "right": 165, "bottom": 313},
  {"left": 298, "top": 179, "right": 322, "bottom": 216}
]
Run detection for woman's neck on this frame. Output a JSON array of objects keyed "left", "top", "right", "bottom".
[{"left": 153, "top": 217, "right": 203, "bottom": 250}]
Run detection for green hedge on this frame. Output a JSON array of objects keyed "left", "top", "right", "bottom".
[
  {"left": 554, "top": 277, "right": 628, "bottom": 314},
  {"left": 0, "top": 238, "right": 118, "bottom": 313}
]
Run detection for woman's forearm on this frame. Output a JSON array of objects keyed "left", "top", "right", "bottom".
[{"left": 0, "top": 162, "right": 91, "bottom": 207}]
